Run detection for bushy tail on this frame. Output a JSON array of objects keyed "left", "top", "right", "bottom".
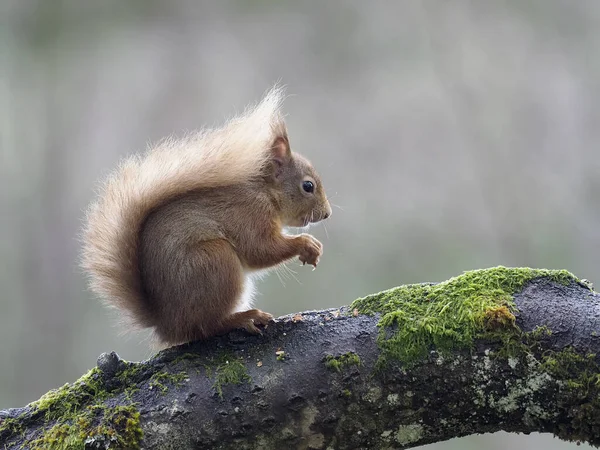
[{"left": 81, "top": 87, "right": 287, "bottom": 329}]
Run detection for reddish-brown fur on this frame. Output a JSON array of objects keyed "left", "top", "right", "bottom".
[{"left": 81, "top": 88, "right": 331, "bottom": 346}]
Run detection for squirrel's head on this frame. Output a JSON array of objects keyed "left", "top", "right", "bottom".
[{"left": 267, "top": 135, "right": 332, "bottom": 228}]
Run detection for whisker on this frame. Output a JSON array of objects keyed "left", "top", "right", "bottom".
[
  {"left": 281, "top": 263, "right": 301, "bottom": 285},
  {"left": 274, "top": 265, "right": 287, "bottom": 287},
  {"left": 283, "top": 263, "right": 296, "bottom": 281},
  {"left": 323, "top": 221, "right": 330, "bottom": 239}
]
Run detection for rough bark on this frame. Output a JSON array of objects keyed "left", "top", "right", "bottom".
[{"left": 1, "top": 269, "right": 599, "bottom": 450}]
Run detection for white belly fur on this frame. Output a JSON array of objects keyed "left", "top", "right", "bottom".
[{"left": 234, "top": 268, "right": 271, "bottom": 312}]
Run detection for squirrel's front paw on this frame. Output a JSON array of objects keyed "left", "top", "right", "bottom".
[{"left": 298, "top": 234, "right": 323, "bottom": 267}]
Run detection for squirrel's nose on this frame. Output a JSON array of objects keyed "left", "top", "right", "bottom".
[{"left": 322, "top": 203, "right": 332, "bottom": 220}]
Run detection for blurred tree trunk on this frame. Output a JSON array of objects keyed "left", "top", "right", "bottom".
[{"left": 1, "top": 270, "right": 598, "bottom": 450}]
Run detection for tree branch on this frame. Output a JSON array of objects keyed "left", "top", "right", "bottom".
[{"left": 1, "top": 267, "right": 598, "bottom": 450}]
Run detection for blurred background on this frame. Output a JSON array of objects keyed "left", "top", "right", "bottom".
[{"left": 1, "top": 1, "right": 599, "bottom": 449}]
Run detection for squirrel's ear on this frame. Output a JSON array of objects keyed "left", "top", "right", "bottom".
[
  {"left": 270, "top": 136, "right": 291, "bottom": 178},
  {"left": 271, "top": 135, "right": 290, "bottom": 162}
]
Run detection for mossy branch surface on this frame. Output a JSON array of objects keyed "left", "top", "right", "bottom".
[
  {"left": 0, "top": 266, "right": 598, "bottom": 450},
  {"left": 351, "top": 267, "right": 576, "bottom": 367}
]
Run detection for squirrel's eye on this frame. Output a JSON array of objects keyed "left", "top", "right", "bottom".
[{"left": 302, "top": 180, "right": 314, "bottom": 193}]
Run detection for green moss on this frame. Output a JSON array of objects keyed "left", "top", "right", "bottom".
[
  {"left": 351, "top": 267, "right": 578, "bottom": 367},
  {"left": 31, "top": 368, "right": 105, "bottom": 422},
  {"left": 324, "top": 352, "right": 362, "bottom": 373},
  {"left": 541, "top": 347, "right": 598, "bottom": 388},
  {"left": 27, "top": 404, "right": 142, "bottom": 450},
  {"left": 0, "top": 416, "right": 25, "bottom": 440},
  {"left": 482, "top": 322, "right": 600, "bottom": 444},
  {"left": 1, "top": 367, "right": 143, "bottom": 449},
  {"left": 117, "top": 362, "right": 144, "bottom": 384},
  {"left": 473, "top": 319, "right": 600, "bottom": 445},
  {"left": 148, "top": 371, "right": 188, "bottom": 394},
  {"left": 483, "top": 325, "right": 552, "bottom": 362},
  {"left": 205, "top": 354, "right": 251, "bottom": 398},
  {"left": 172, "top": 352, "right": 201, "bottom": 365},
  {"left": 116, "top": 361, "right": 150, "bottom": 400},
  {"left": 105, "top": 405, "right": 143, "bottom": 448},
  {"left": 537, "top": 346, "right": 600, "bottom": 445}
]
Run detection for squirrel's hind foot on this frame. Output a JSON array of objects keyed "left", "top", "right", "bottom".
[{"left": 222, "top": 309, "right": 274, "bottom": 335}]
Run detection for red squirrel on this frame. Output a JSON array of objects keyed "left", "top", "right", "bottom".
[{"left": 81, "top": 87, "right": 331, "bottom": 346}]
